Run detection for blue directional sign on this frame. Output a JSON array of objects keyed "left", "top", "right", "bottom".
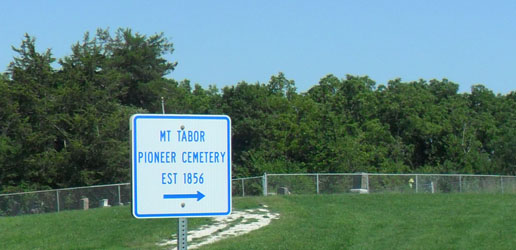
[{"left": 130, "top": 114, "right": 231, "bottom": 218}]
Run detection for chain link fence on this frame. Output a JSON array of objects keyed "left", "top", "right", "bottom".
[
  {"left": 232, "top": 173, "right": 516, "bottom": 197},
  {"left": 0, "top": 183, "right": 131, "bottom": 217},
  {"left": 2, "top": 173, "right": 516, "bottom": 216}
]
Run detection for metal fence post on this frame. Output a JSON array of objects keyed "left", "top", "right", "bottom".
[
  {"left": 316, "top": 174, "right": 320, "bottom": 194},
  {"left": 56, "top": 190, "right": 60, "bottom": 212},
  {"left": 501, "top": 176, "right": 504, "bottom": 194},
  {"left": 415, "top": 175, "right": 418, "bottom": 193},
  {"left": 262, "top": 173, "right": 268, "bottom": 196},
  {"left": 118, "top": 185, "right": 122, "bottom": 205},
  {"left": 241, "top": 179, "right": 245, "bottom": 197},
  {"left": 459, "top": 175, "right": 462, "bottom": 193},
  {"left": 365, "top": 173, "right": 369, "bottom": 191}
]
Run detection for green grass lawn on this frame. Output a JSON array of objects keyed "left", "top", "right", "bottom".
[
  {"left": 206, "top": 194, "right": 516, "bottom": 250},
  {"left": 1, "top": 194, "right": 515, "bottom": 249},
  {"left": 0, "top": 205, "right": 210, "bottom": 249}
]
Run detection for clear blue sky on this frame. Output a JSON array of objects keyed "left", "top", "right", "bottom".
[{"left": 1, "top": 0, "right": 515, "bottom": 94}]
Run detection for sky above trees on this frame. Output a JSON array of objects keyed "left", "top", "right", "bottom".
[{"left": 1, "top": 0, "right": 515, "bottom": 94}]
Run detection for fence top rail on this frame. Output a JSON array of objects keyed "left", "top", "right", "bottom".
[
  {"left": 232, "top": 176, "right": 263, "bottom": 181},
  {"left": 0, "top": 183, "right": 130, "bottom": 197},
  {"left": 266, "top": 173, "right": 363, "bottom": 177},
  {"left": 367, "top": 173, "right": 515, "bottom": 178},
  {"left": 263, "top": 173, "right": 516, "bottom": 178}
]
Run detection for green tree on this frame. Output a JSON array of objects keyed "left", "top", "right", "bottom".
[{"left": 3, "top": 34, "right": 61, "bottom": 190}]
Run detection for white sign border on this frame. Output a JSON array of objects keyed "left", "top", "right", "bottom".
[{"left": 131, "top": 114, "right": 232, "bottom": 218}]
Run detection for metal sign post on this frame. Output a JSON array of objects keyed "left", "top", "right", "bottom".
[{"left": 178, "top": 217, "right": 188, "bottom": 250}]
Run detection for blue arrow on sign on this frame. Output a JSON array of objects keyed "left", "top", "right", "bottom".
[{"left": 163, "top": 191, "right": 205, "bottom": 201}]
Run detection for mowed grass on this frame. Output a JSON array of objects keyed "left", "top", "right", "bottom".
[
  {"left": 204, "top": 194, "right": 516, "bottom": 250},
  {"left": 1, "top": 194, "right": 516, "bottom": 249},
  {"left": 0, "top": 205, "right": 210, "bottom": 250}
]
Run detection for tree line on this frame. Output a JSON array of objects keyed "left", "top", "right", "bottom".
[{"left": 1, "top": 28, "right": 515, "bottom": 192}]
